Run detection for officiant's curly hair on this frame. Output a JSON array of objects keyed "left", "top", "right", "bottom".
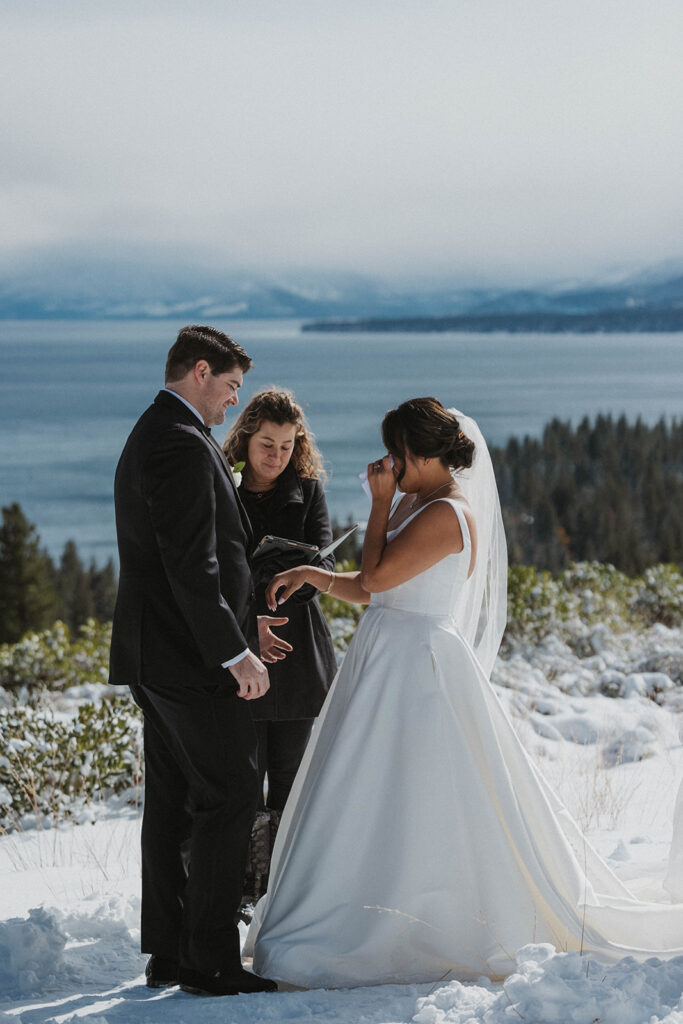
[
  {"left": 223, "top": 388, "right": 326, "bottom": 481},
  {"left": 382, "top": 398, "right": 475, "bottom": 472},
  {"left": 165, "top": 325, "right": 253, "bottom": 382}
]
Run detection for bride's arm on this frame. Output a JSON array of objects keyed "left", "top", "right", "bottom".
[
  {"left": 362, "top": 503, "right": 466, "bottom": 592},
  {"left": 360, "top": 456, "right": 467, "bottom": 593},
  {"left": 265, "top": 564, "right": 369, "bottom": 610}
]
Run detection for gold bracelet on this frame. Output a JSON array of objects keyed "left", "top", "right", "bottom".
[{"left": 322, "top": 570, "right": 335, "bottom": 594}]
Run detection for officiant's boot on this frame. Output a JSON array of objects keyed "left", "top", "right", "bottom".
[{"left": 145, "top": 954, "right": 179, "bottom": 988}]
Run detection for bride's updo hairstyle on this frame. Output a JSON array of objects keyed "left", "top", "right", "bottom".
[{"left": 381, "top": 397, "right": 475, "bottom": 475}]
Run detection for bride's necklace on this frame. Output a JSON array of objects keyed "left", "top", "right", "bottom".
[{"left": 409, "top": 480, "right": 452, "bottom": 511}]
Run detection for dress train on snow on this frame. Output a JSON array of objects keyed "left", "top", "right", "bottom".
[{"left": 245, "top": 500, "right": 683, "bottom": 988}]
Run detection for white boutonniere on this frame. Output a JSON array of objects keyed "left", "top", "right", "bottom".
[{"left": 232, "top": 460, "right": 245, "bottom": 487}]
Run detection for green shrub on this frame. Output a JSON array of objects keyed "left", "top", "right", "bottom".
[
  {"left": 630, "top": 564, "right": 683, "bottom": 627},
  {"left": 505, "top": 565, "right": 581, "bottom": 643},
  {"left": 0, "top": 694, "right": 142, "bottom": 830},
  {"left": 319, "top": 559, "right": 364, "bottom": 651},
  {"left": 505, "top": 561, "right": 683, "bottom": 644},
  {"left": 0, "top": 619, "right": 111, "bottom": 692}
]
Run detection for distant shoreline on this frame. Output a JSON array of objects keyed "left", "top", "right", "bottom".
[{"left": 302, "top": 308, "right": 683, "bottom": 333}]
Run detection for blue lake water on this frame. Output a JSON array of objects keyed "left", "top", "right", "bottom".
[{"left": 0, "top": 318, "right": 681, "bottom": 562}]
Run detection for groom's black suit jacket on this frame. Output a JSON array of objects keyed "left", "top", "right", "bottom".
[{"left": 109, "top": 389, "right": 257, "bottom": 693}]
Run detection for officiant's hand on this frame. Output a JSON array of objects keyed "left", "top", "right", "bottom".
[
  {"left": 258, "top": 614, "right": 293, "bottom": 663},
  {"left": 367, "top": 454, "right": 397, "bottom": 503}
]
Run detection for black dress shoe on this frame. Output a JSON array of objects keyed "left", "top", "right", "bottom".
[
  {"left": 179, "top": 965, "right": 277, "bottom": 996},
  {"left": 145, "top": 955, "right": 179, "bottom": 988}
]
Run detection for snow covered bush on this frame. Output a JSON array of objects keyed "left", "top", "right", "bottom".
[
  {"left": 630, "top": 563, "right": 683, "bottom": 627},
  {"left": 504, "top": 561, "right": 682, "bottom": 647},
  {"left": 505, "top": 565, "right": 581, "bottom": 643},
  {"left": 0, "top": 619, "right": 111, "bottom": 692},
  {"left": 0, "top": 694, "right": 142, "bottom": 830},
  {"left": 0, "top": 561, "right": 679, "bottom": 832}
]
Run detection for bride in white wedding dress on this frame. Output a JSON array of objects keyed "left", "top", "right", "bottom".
[{"left": 244, "top": 398, "right": 683, "bottom": 989}]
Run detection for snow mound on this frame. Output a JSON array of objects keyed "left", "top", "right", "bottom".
[
  {"left": 413, "top": 945, "right": 683, "bottom": 1024},
  {"left": 0, "top": 907, "right": 65, "bottom": 997},
  {"left": 0, "top": 897, "right": 142, "bottom": 1001}
]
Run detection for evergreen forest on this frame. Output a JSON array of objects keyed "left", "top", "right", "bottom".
[
  {"left": 0, "top": 503, "right": 117, "bottom": 643},
  {"left": 492, "top": 415, "right": 683, "bottom": 574}
]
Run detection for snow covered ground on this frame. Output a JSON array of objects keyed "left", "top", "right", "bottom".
[{"left": 2, "top": 618, "right": 683, "bottom": 1023}]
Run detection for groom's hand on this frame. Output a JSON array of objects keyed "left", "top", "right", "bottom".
[
  {"left": 258, "top": 615, "right": 293, "bottom": 664},
  {"left": 228, "top": 650, "right": 270, "bottom": 700}
]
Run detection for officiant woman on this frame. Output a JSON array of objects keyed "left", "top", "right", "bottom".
[{"left": 222, "top": 389, "right": 337, "bottom": 813}]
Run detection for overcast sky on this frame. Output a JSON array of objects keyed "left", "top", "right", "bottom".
[{"left": 3, "top": 0, "right": 683, "bottom": 285}]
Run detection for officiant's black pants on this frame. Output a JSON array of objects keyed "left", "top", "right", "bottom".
[
  {"left": 131, "top": 682, "right": 259, "bottom": 978},
  {"left": 255, "top": 718, "right": 314, "bottom": 810}
]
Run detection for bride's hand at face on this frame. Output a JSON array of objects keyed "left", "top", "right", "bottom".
[{"left": 367, "top": 455, "right": 397, "bottom": 504}]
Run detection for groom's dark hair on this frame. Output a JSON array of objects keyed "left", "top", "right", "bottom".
[{"left": 165, "top": 325, "right": 253, "bottom": 383}]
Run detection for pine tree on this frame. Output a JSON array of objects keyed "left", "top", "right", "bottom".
[
  {"left": 88, "top": 558, "right": 118, "bottom": 622},
  {"left": 57, "top": 540, "right": 94, "bottom": 632},
  {"left": 0, "top": 503, "right": 58, "bottom": 642}
]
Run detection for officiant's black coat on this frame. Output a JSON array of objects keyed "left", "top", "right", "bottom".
[
  {"left": 239, "top": 463, "right": 337, "bottom": 720},
  {"left": 109, "top": 389, "right": 257, "bottom": 692}
]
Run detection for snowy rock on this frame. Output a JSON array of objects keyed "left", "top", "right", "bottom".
[
  {"left": 599, "top": 669, "right": 627, "bottom": 698},
  {"left": 553, "top": 714, "right": 601, "bottom": 745},
  {"left": 530, "top": 715, "right": 563, "bottom": 741},
  {"left": 621, "top": 673, "right": 648, "bottom": 699},
  {"left": 554, "top": 669, "right": 593, "bottom": 696},
  {"left": 588, "top": 623, "right": 610, "bottom": 653},
  {"left": 641, "top": 672, "right": 675, "bottom": 697},
  {"left": 603, "top": 726, "right": 656, "bottom": 766},
  {"left": 622, "top": 672, "right": 663, "bottom": 699},
  {"left": 608, "top": 840, "right": 631, "bottom": 861},
  {"left": 636, "top": 650, "right": 683, "bottom": 686},
  {"left": 581, "top": 653, "right": 607, "bottom": 673},
  {"left": 530, "top": 696, "right": 563, "bottom": 716}
]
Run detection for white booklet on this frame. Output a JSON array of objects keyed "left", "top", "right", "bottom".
[{"left": 318, "top": 522, "right": 360, "bottom": 559}]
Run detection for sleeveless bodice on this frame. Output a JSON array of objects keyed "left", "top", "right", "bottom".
[{"left": 368, "top": 498, "right": 471, "bottom": 620}]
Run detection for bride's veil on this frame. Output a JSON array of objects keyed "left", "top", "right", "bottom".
[{"left": 448, "top": 409, "right": 508, "bottom": 678}]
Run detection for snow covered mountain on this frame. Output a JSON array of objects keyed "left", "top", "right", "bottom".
[{"left": 1, "top": 250, "right": 683, "bottom": 320}]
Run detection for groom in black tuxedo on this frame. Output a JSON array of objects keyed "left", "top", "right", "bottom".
[{"left": 109, "top": 325, "right": 289, "bottom": 996}]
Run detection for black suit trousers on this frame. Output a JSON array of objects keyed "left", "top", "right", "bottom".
[
  {"left": 131, "top": 681, "right": 259, "bottom": 977},
  {"left": 255, "top": 718, "right": 314, "bottom": 812}
]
